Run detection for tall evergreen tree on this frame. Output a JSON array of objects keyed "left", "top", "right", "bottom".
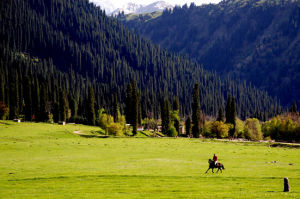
[
  {"left": 131, "top": 80, "right": 139, "bottom": 135},
  {"left": 24, "top": 76, "right": 32, "bottom": 121},
  {"left": 112, "top": 93, "right": 119, "bottom": 123},
  {"left": 173, "top": 97, "right": 180, "bottom": 111},
  {"left": 185, "top": 117, "right": 191, "bottom": 137},
  {"left": 192, "top": 83, "right": 202, "bottom": 138},
  {"left": 9, "top": 71, "right": 19, "bottom": 119},
  {"left": 59, "top": 89, "right": 66, "bottom": 122},
  {"left": 217, "top": 107, "right": 224, "bottom": 122},
  {"left": 225, "top": 95, "right": 232, "bottom": 124},
  {"left": 0, "top": 75, "right": 4, "bottom": 102},
  {"left": 138, "top": 101, "right": 142, "bottom": 125},
  {"left": 125, "top": 84, "right": 132, "bottom": 124},
  {"left": 161, "top": 98, "right": 170, "bottom": 134},
  {"left": 87, "top": 86, "right": 96, "bottom": 125},
  {"left": 173, "top": 97, "right": 180, "bottom": 135},
  {"left": 40, "top": 83, "right": 49, "bottom": 121},
  {"left": 289, "top": 101, "right": 297, "bottom": 113},
  {"left": 230, "top": 98, "right": 237, "bottom": 137}
]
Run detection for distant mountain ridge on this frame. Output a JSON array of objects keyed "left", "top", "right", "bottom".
[
  {"left": 111, "top": 1, "right": 174, "bottom": 16},
  {"left": 118, "top": 0, "right": 300, "bottom": 106}
]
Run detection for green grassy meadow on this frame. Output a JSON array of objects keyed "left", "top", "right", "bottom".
[{"left": 0, "top": 121, "right": 299, "bottom": 198}]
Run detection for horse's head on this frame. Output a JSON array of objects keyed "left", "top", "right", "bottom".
[{"left": 208, "top": 159, "right": 213, "bottom": 164}]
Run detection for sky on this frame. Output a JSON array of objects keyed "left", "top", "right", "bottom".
[{"left": 90, "top": 0, "right": 222, "bottom": 13}]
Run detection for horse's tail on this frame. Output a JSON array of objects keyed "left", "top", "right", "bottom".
[{"left": 222, "top": 165, "right": 225, "bottom": 170}]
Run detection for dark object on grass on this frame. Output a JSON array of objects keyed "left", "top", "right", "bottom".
[
  {"left": 205, "top": 159, "right": 225, "bottom": 173},
  {"left": 284, "top": 177, "right": 290, "bottom": 192}
]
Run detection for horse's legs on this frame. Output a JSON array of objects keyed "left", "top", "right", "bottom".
[
  {"left": 212, "top": 168, "right": 214, "bottom": 173},
  {"left": 205, "top": 168, "right": 210, "bottom": 173}
]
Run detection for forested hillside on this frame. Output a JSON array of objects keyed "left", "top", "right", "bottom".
[
  {"left": 0, "top": 0, "right": 281, "bottom": 123},
  {"left": 118, "top": 0, "right": 300, "bottom": 106}
]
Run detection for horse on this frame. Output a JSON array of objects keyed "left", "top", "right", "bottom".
[{"left": 205, "top": 159, "right": 225, "bottom": 173}]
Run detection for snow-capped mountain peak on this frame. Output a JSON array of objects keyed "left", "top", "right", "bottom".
[{"left": 111, "top": 1, "right": 174, "bottom": 16}]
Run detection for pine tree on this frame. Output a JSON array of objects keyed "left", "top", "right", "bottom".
[
  {"left": 87, "top": 86, "right": 96, "bottom": 125},
  {"left": 131, "top": 80, "right": 139, "bottom": 135},
  {"left": 112, "top": 93, "right": 119, "bottom": 123},
  {"left": 289, "top": 101, "right": 297, "bottom": 113},
  {"left": 125, "top": 84, "right": 132, "bottom": 124},
  {"left": 192, "top": 83, "right": 202, "bottom": 138},
  {"left": 173, "top": 97, "right": 179, "bottom": 111},
  {"left": 161, "top": 98, "right": 170, "bottom": 134},
  {"left": 24, "top": 76, "right": 32, "bottom": 121},
  {"left": 217, "top": 107, "right": 224, "bottom": 122},
  {"left": 40, "top": 84, "right": 49, "bottom": 121},
  {"left": 225, "top": 95, "right": 232, "bottom": 124},
  {"left": 0, "top": 75, "right": 4, "bottom": 102},
  {"left": 185, "top": 117, "right": 191, "bottom": 137},
  {"left": 173, "top": 97, "right": 180, "bottom": 135},
  {"left": 229, "top": 98, "right": 237, "bottom": 137},
  {"left": 138, "top": 101, "right": 142, "bottom": 125},
  {"left": 59, "top": 89, "right": 66, "bottom": 122}
]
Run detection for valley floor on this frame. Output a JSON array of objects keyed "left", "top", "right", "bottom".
[{"left": 0, "top": 121, "right": 299, "bottom": 198}]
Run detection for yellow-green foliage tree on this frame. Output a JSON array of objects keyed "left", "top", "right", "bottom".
[
  {"left": 233, "top": 118, "right": 245, "bottom": 138},
  {"left": 210, "top": 121, "right": 232, "bottom": 138},
  {"left": 262, "top": 114, "right": 300, "bottom": 141},
  {"left": 98, "top": 108, "right": 126, "bottom": 136},
  {"left": 244, "top": 118, "right": 263, "bottom": 141}
]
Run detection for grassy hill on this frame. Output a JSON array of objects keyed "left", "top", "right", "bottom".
[{"left": 0, "top": 121, "right": 299, "bottom": 198}]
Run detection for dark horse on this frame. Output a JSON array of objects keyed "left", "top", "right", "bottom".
[{"left": 205, "top": 159, "right": 225, "bottom": 173}]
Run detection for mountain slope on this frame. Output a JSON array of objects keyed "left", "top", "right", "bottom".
[
  {"left": 119, "top": 0, "right": 300, "bottom": 106},
  {"left": 0, "top": 0, "right": 281, "bottom": 121}
]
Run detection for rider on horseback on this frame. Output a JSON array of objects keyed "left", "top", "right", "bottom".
[{"left": 213, "top": 154, "right": 218, "bottom": 165}]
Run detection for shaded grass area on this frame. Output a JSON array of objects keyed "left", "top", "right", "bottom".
[{"left": 0, "top": 121, "right": 299, "bottom": 198}]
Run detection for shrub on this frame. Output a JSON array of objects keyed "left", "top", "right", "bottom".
[
  {"left": 167, "top": 127, "right": 178, "bottom": 137},
  {"left": 244, "top": 118, "right": 262, "bottom": 141},
  {"left": 211, "top": 121, "right": 231, "bottom": 138},
  {"left": 107, "top": 122, "right": 124, "bottom": 136}
]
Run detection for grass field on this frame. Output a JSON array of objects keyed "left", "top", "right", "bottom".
[{"left": 0, "top": 121, "right": 299, "bottom": 198}]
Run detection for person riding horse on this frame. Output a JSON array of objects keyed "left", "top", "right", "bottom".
[
  {"left": 205, "top": 155, "right": 225, "bottom": 173},
  {"left": 213, "top": 154, "right": 218, "bottom": 165}
]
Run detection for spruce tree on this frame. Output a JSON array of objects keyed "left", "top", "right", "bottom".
[
  {"left": 112, "top": 93, "right": 119, "bottom": 123},
  {"left": 131, "top": 80, "right": 139, "bottom": 135},
  {"left": 217, "top": 107, "right": 224, "bottom": 122},
  {"left": 59, "top": 89, "right": 66, "bottom": 122},
  {"left": 0, "top": 75, "right": 4, "bottom": 102},
  {"left": 225, "top": 95, "right": 232, "bottom": 124},
  {"left": 40, "top": 84, "right": 49, "bottom": 121},
  {"left": 173, "top": 97, "right": 180, "bottom": 135},
  {"left": 230, "top": 98, "right": 237, "bottom": 137},
  {"left": 138, "top": 101, "right": 142, "bottom": 125},
  {"left": 185, "top": 117, "right": 191, "bottom": 137},
  {"left": 24, "top": 76, "right": 32, "bottom": 121},
  {"left": 173, "top": 97, "right": 179, "bottom": 111},
  {"left": 289, "top": 101, "right": 297, "bottom": 113},
  {"left": 161, "top": 98, "right": 170, "bottom": 134},
  {"left": 125, "top": 84, "right": 132, "bottom": 124},
  {"left": 192, "top": 83, "right": 202, "bottom": 138},
  {"left": 87, "top": 86, "right": 96, "bottom": 125}
]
